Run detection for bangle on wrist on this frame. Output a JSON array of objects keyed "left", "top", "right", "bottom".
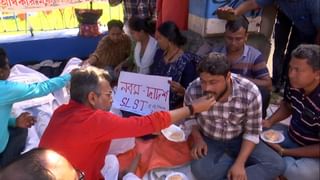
[{"left": 187, "top": 104, "right": 194, "bottom": 115}]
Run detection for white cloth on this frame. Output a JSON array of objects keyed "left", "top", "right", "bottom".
[
  {"left": 9, "top": 59, "right": 81, "bottom": 154},
  {"left": 23, "top": 126, "right": 40, "bottom": 153},
  {"left": 109, "top": 86, "right": 135, "bottom": 155},
  {"left": 134, "top": 36, "right": 157, "bottom": 74},
  {"left": 124, "top": 173, "right": 141, "bottom": 180},
  {"left": 108, "top": 138, "right": 135, "bottom": 155},
  {"left": 53, "top": 57, "right": 82, "bottom": 105},
  {"left": 9, "top": 64, "right": 56, "bottom": 110},
  {"left": 9, "top": 64, "right": 57, "bottom": 153},
  {"left": 101, "top": 155, "right": 120, "bottom": 180}
]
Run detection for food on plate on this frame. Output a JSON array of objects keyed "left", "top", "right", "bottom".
[
  {"left": 263, "top": 130, "right": 281, "bottom": 142},
  {"left": 169, "top": 131, "right": 184, "bottom": 141},
  {"left": 167, "top": 174, "right": 183, "bottom": 180}
]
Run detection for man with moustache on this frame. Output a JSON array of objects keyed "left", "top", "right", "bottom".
[
  {"left": 183, "top": 53, "right": 285, "bottom": 180},
  {"left": 212, "top": 16, "right": 272, "bottom": 118},
  {"left": 263, "top": 44, "right": 320, "bottom": 180},
  {"left": 39, "top": 66, "right": 215, "bottom": 180}
]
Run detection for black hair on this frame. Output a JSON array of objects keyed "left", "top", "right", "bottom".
[
  {"left": 0, "top": 148, "right": 55, "bottom": 180},
  {"left": 225, "top": 15, "right": 249, "bottom": 33},
  {"left": 291, "top": 44, "right": 320, "bottom": 71},
  {"left": 0, "top": 47, "right": 7, "bottom": 68},
  {"left": 197, "top": 52, "right": 230, "bottom": 77},
  {"left": 157, "top": 21, "right": 187, "bottom": 47},
  {"left": 107, "top": 19, "right": 124, "bottom": 30},
  {"left": 128, "top": 16, "right": 156, "bottom": 35}
]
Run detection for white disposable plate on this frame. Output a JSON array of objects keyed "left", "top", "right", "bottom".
[
  {"left": 165, "top": 172, "right": 188, "bottom": 180},
  {"left": 261, "top": 129, "right": 285, "bottom": 143},
  {"left": 161, "top": 124, "right": 186, "bottom": 142}
]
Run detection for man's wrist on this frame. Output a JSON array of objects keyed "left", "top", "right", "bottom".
[
  {"left": 234, "top": 158, "right": 246, "bottom": 166},
  {"left": 90, "top": 54, "right": 99, "bottom": 63},
  {"left": 278, "top": 147, "right": 285, "bottom": 156},
  {"left": 265, "top": 118, "right": 274, "bottom": 126},
  {"left": 187, "top": 104, "right": 194, "bottom": 115},
  {"left": 191, "top": 130, "right": 203, "bottom": 142}
]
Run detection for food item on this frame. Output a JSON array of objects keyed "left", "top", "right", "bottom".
[
  {"left": 216, "top": 10, "right": 237, "bottom": 21},
  {"left": 206, "top": 92, "right": 214, "bottom": 99},
  {"left": 264, "top": 130, "right": 281, "bottom": 142},
  {"left": 168, "top": 174, "right": 183, "bottom": 180},
  {"left": 169, "top": 131, "right": 184, "bottom": 141}
]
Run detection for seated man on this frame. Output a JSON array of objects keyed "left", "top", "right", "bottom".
[
  {"left": 263, "top": 44, "right": 320, "bottom": 180},
  {"left": 0, "top": 48, "right": 72, "bottom": 167},
  {"left": 212, "top": 16, "right": 272, "bottom": 118},
  {"left": 184, "top": 53, "right": 284, "bottom": 180},
  {"left": 0, "top": 148, "right": 81, "bottom": 180},
  {"left": 39, "top": 66, "right": 215, "bottom": 179},
  {"left": 84, "top": 19, "right": 132, "bottom": 80}
]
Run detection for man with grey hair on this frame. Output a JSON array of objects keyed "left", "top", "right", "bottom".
[
  {"left": 39, "top": 66, "right": 215, "bottom": 179},
  {"left": 263, "top": 44, "right": 320, "bottom": 180}
]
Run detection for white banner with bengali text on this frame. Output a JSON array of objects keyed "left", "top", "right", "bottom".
[{"left": 113, "top": 71, "right": 171, "bottom": 116}]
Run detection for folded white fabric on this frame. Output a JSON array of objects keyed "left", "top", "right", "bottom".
[{"left": 9, "top": 64, "right": 55, "bottom": 109}]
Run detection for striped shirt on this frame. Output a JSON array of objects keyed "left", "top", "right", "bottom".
[
  {"left": 284, "top": 85, "right": 320, "bottom": 146},
  {"left": 123, "top": 0, "right": 156, "bottom": 22},
  {"left": 213, "top": 45, "right": 270, "bottom": 79},
  {"left": 91, "top": 34, "right": 131, "bottom": 68},
  {"left": 184, "top": 74, "right": 262, "bottom": 143}
]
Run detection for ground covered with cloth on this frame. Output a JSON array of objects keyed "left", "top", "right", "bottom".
[{"left": 117, "top": 135, "right": 192, "bottom": 178}]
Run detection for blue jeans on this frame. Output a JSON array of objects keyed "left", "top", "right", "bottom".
[
  {"left": 272, "top": 124, "right": 320, "bottom": 180},
  {"left": 191, "top": 135, "right": 285, "bottom": 180}
]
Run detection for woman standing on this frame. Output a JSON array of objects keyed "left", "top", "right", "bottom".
[{"left": 150, "top": 21, "right": 200, "bottom": 109}]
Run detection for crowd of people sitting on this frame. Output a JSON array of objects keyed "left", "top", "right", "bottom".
[{"left": 0, "top": 0, "right": 319, "bottom": 179}]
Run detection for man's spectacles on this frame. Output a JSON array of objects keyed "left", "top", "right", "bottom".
[
  {"left": 96, "top": 90, "right": 113, "bottom": 97},
  {"left": 75, "top": 168, "right": 85, "bottom": 180}
]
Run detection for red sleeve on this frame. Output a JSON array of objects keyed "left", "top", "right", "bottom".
[{"left": 91, "top": 111, "right": 171, "bottom": 140}]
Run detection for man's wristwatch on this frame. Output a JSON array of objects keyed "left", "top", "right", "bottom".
[{"left": 186, "top": 104, "right": 195, "bottom": 115}]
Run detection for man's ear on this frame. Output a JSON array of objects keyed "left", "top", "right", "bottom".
[
  {"left": 315, "top": 70, "right": 320, "bottom": 81},
  {"left": 87, "top": 91, "right": 97, "bottom": 108},
  {"left": 226, "top": 72, "right": 231, "bottom": 81}
]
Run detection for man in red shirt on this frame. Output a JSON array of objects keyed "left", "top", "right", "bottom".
[{"left": 39, "top": 66, "right": 215, "bottom": 180}]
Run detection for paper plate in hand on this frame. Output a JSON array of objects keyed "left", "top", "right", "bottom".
[
  {"left": 261, "top": 129, "right": 285, "bottom": 143},
  {"left": 165, "top": 172, "right": 188, "bottom": 180},
  {"left": 161, "top": 124, "right": 185, "bottom": 142}
]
